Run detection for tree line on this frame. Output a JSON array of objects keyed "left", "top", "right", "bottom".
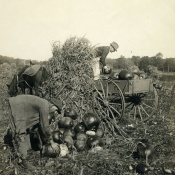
[
  {"left": 107, "top": 52, "right": 175, "bottom": 73},
  {"left": 1, "top": 52, "right": 175, "bottom": 74}
]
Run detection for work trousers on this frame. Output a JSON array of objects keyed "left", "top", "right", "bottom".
[
  {"left": 15, "top": 133, "right": 31, "bottom": 159},
  {"left": 92, "top": 57, "right": 101, "bottom": 80}
]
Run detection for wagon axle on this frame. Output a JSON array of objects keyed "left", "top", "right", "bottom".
[{"left": 125, "top": 94, "right": 145, "bottom": 105}]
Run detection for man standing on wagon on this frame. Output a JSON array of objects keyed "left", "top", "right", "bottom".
[
  {"left": 92, "top": 41, "right": 119, "bottom": 80},
  {"left": 7, "top": 95, "right": 62, "bottom": 170}
]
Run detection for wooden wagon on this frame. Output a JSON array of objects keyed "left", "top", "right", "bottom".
[{"left": 93, "top": 76, "right": 158, "bottom": 123}]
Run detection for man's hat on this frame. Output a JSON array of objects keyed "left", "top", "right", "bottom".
[
  {"left": 50, "top": 98, "right": 62, "bottom": 113},
  {"left": 110, "top": 42, "right": 119, "bottom": 51}
]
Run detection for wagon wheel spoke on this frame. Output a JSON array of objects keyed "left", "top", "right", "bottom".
[
  {"left": 143, "top": 98, "right": 156, "bottom": 101},
  {"left": 94, "top": 79, "right": 125, "bottom": 123},
  {"left": 137, "top": 106, "right": 143, "bottom": 121},
  {"left": 140, "top": 105, "right": 150, "bottom": 118},
  {"left": 106, "top": 80, "right": 109, "bottom": 98},
  {"left": 125, "top": 87, "right": 158, "bottom": 122},
  {"left": 125, "top": 102, "right": 133, "bottom": 109},
  {"left": 133, "top": 106, "right": 136, "bottom": 120},
  {"left": 94, "top": 86, "right": 104, "bottom": 99},
  {"left": 96, "top": 96, "right": 104, "bottom": 103},
  {"left": 142, "top": 102, "right": 154, "bottom": 109},
  {"left": 108, "top": 104, "right": 121, "bottom": 117},
  {"left": 99, "top": 80, "right": 106, "bottom": 98}
]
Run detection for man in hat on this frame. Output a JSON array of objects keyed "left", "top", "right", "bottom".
[
  {"left": 7, "top": 94, "right": 62, "bottom": 170},
  {"left": 92, "top": 42, "right": 119, "bottom": 80}
]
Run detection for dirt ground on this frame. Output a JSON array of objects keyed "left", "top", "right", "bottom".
[{"left": 0, "top": 80, "right": 175, "bottom": 175}]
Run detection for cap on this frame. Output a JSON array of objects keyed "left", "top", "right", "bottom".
[
  {"left": 110, "top": 42, "right": 119, "bottom": 51},
  {"left": 50, "top": 98, "right": 62, "bottom": 112}
]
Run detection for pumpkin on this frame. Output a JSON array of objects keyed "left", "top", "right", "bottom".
[
  {"left": 102, "top": 65, "right": 112, "bottom": 74},
  {"left": 63, "top": 129, "right": 76, "bottom": 139},
  {"left": 109, "top": 72, "right": 119, "bottom": 80},
  {"left": 86, "top": 135, "right": 100, "bottom": 148},
  {"left": 64, "top": 108, "right": 78, "bottom": 120},
  {"left": 118, "top": 70, "right": 133, "bottom": 80},
  {"left": 139, "top": 73, "right": 146, "bottom": 79},
  {"left": 86, "top": 130, "right": 96, "bottom": 136},
  {"left": 58, "top": 117, "right": 73, "bottom": 129},
  {"left": 74, "top": 122, "right": 86, "bottom": 134},
  {"left": 133, "top": 73, "right": 139, "bottom": 80},
  {"left": 95, "top": 128, "right": 104, "bottom": 138},
  {"left": 52, "top": 130, "right": 63, "bottom": 144},
  {"left": 89, "top": 146, "right": 103, "bottom": 153},
  {"left": 43, "top": 142, "right": 60, "bottom": 158},
  {"left": 74, "top": 140, "right": 86, "bottom": 151},
  {"left": 59, "top": 144, "right": 69, "bottom": 157},
  {"left": 63, "top": 135, "right": 74, "bottom": 149},
  {"left": 76, "top": 133, "right": 88, "bottom": 142},
  {"left": 82, "top": 113, "right": 100, "bottom": 131}
]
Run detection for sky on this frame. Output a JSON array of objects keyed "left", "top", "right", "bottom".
[{"left": 0, "top": 0, "right": 175, "bottom": 61}]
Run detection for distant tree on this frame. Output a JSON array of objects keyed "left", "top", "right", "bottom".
[
  {"left": 155, "top": 52, "right": 163, "bottom": 59},
  {"left": 131, "top": 56, "right": 141, "bottom": 67},
  {"left": 114, "top": 57, "right": 134, "bottom": 70},
  {"left": 139, "top": 56, "right": 150, "bottom": 71},
  {"left": 146, "top": 65, "right": 160, "bottom": 79},
  {"left": 164, "top": 58, "right": 175, "bottom": 72},
  {"left": 15, "top": 58, "right": 25, "bottom": 68}
]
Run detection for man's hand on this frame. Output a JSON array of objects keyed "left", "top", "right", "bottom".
[
  {"left": 103, "top": 65, "right": 108, "bottom": 69},
  {"left": 49, "top": 139, "right": 60, "bottom": 150}
]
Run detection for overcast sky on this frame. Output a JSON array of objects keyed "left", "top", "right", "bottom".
[{"left": 0, "top": 0, "right": 175, "bottom": 61}]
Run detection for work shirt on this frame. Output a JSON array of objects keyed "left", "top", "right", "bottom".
[
  {"left": 95, "top": 46, "right": 110, "bottom": 66},
  {"left": 9, "top": 95, "right": 51, "bottom": 141}
]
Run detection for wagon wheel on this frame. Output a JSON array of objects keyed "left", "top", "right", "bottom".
[
  {"left": 93, "top": 78, "right": 125, "bottom": 123},
  {"left": 124, "top": 87, "right": 158, "bottom": 123}
]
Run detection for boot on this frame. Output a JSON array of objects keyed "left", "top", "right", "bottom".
[{"left": 19, "top": 159, "right": 35, "bottom": 170}]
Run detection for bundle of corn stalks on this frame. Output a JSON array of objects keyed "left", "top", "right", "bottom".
[
  {"left": 43, "top": 36, "right": 96, "bottom": 122},
  {"left": 42, "top": 36, "right": 127, "bottom": 139}
]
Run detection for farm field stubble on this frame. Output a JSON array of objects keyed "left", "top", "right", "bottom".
[{"left": 0, "top": 79, "right": 175, "bottom": 175}]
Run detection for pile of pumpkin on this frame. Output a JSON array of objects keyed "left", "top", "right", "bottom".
[
  {"left": 43, "top": 109, "right": 105, "bottom": 158},
  {"left": 109, "top": 69, "right": 147, "bottom": 80}
]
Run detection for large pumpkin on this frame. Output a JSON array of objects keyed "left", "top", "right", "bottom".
[
  {"left": 109, "top": 72, "right": 119, "bottom": 80},
  {"left": 87, "top": 135, "right": 104, "bottom": 148},
  {"left": 82, "top": 113, "right": 100, "bottom": 131},
  {"left": 74, "top": 122, "right": 86, "bottom": 134},
  {"left": 86, "top": 135, "right": 100, "bottom": 148},
  {"left": 95, "top": 128, "right": 104, "bottom": 138},
  {"left": 118, "top": 70, "right": 133, "bottom": 80},
  {"left": 63, "top": 135, "right": 74, "bottom": 149},
  {"left": 52, "top": 130, "right": 63, "bottom": 144},
  {"left": 102, "top": 65, "right": 112, "bottom": 74},
  {"left": 42, "top": 143, "right": 60, "bottom": 158},
  {"left": 63, "top": 129, "right": 76, "bottom": 139},
  {"left": 58, "top": 117, "right": 73, "bottom": 129},
  {"left": 74, "top": 140, "right": 86, "bottom": 151},
  {"left": 64, "top": 108, "right": 78, "bottom": 120},
  {"left": 76, "top": 133, "right": 88, "bottom": 142}
]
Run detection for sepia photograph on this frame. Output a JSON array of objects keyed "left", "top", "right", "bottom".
[{"left": 0, "top": 0, "right": 175, "bottom": 174}]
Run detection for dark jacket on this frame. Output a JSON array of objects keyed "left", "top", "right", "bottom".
[
  {"left": 95, "top": 46, "right": 110, "bottom": 66},
  {"left": 9, "top": 95, "right": 51, "bottom": 141}
]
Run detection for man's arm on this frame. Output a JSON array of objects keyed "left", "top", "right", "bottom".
[
  {"left": 39, "top": 101, "right": 52, "bottom": 143},
  {"left": 99, "top": 46, "right": 110, "bottom": 66}
]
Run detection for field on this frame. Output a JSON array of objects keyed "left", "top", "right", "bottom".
[{"left": 0, "top": 77, "right": 175, "bottom": 175}]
